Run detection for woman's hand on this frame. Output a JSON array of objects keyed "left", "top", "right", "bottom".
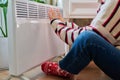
[{"left": 48, "top": 8, "right": 64, "bottom": 22}]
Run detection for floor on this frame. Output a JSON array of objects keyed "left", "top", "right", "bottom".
[
  {"left": 0, "top": 56, "right": 112, "bottom": 80},
  {"left": 0, "top": 70, "right": 69, "bottom": 80}
]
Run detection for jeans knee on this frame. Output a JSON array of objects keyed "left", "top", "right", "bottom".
[{"left": 73, "top": 31, "right": 97, "bottom": 47}]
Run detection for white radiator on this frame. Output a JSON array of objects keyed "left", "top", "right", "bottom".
[{"left": 7, "top": 0, "right": 65, "bottom": 76}]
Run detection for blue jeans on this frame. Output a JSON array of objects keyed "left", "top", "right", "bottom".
[{"left": 59, "top": 30, "right": 120, "bottom": 80}]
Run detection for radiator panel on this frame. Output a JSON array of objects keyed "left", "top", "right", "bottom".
[{"left": 8, "top": 0, "right": 65, "bottom": 76}]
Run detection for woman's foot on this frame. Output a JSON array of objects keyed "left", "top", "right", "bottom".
[{"left": 41, "top": 61, "right": 73, "bottom": 78}]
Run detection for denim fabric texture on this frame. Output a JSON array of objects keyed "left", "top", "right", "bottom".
[{"left": 59, "top": 30, "right": 120, "bottom": 80}]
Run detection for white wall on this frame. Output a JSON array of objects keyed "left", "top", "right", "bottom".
[{"left": 0, "top": 7, "right": 9, "bottom": 69}]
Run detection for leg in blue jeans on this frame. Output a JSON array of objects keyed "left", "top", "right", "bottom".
[{"left": 59, "top": 30, "right": 120, "bottom": 80}]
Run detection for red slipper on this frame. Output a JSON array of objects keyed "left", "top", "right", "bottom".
[{"left": 41, "top": 61, "right": 73, "bottom": 78}]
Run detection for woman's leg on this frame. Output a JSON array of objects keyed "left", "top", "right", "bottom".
[{"left": 59, "top": 30, "right": 120, "bottom": 80}]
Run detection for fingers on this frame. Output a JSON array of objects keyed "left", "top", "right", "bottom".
[
  {"left": 48, "top": 8, "right": 56, "bottom": 20},
  {"left": 56, "top": 9, "right": 62, "bottom": 17},
  {"left": 56, "top": 9, "right": 64, "bottom": 21},
  {"left": 48, "top": 8, "right": 54, "bottom": 20},
  {"left": 48, "top": 8, "right": 64, "bottom": 21}
]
